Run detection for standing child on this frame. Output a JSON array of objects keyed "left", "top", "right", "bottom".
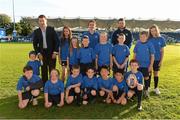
[
  {"left": 59, "top": 26, "right": 72, "bottom": 82},
  {"left": 98, "top": 65, "right": 114, "bottom": 104},
  {"left": 65, "top": 65, "right": 83, "bottom": 106},
  {"left": 67, "top": 36, "right": 80, "bottom": 73},
  {"left": 112, "top": 71, "right": 127, "bottom": 105},
  {"left": 112, "top": 33, "right": 130, "bottom": 75},
  {"left": 125, "top": 59, "right": 144, "bottom": 111},
  {"left": 94, "top": 32, "right": 113, "bottom": 74},
  {"left": 27, "top": 51, "right": 42, "bottom": 76},
  {"left": 82, "top": 67, "right": 98, "bottom": 105},
  {"left": 133, "top": 31, "right": 155, "bottom": 98},
  {"left": 82, "top": 20, "right": 100, "bottom": 49},
  {"left": 44, "top": 69, "right": 64, "bottom": 108},
  {"left": 148, "top": 25, "right": 166, "bottom": 95},
  {"left": 16, "top": 66, "right": 43, "bottom": 109},
  {"left": 77, "top": 35, "right": 96, "bottom": 76}
]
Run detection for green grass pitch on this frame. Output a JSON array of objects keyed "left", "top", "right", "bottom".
[{"left": 0, "top": 43, "right": 180, "bottom": 119}]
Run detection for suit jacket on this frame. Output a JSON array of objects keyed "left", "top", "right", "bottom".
[{"left": 33, "top": 26, "right": 59, "bottom": 56}]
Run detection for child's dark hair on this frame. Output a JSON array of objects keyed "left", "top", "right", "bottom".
[
  {"left": 86, "top": 66, "right": 95, "bottom": 72},
  {"left": 100, "top": 65, "right": 110, "bottom": 72},
  {"left": 130, "top": 59, "right": 139, "bottom": 65},
  {"left": 88, "top": 20, "right": 96, "bottom": 25},
  {"left": 114, "top": 70, "right": 123, "bottom": 75},
  {"left": 23, "top": 65, "right": 33, "bottom": 73},
  {"left": 29, "top": 50, "right": 36, "bottom": 57},
  {"left": 38, "top": 14, "right": 46, "bottom": 19},
  {"left": 72, "top": 64, "right": 80, "bottom": 70},
  {"left": 114, "top": 71, "right": 124, "bottom": 79},
  {"left": 118, "top": 33, "right": 125, "bottom": 37},
  {"left": 139, "top": 31, "right": 149, "bottom": 37},
  {"left": 82, "top": 35, "right": 89, "bottom": 47},
  {"left": 118, "top": 18, "right": 125, "bottom": 22}
]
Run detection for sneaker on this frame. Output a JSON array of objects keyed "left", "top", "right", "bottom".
[
  {"left": 138, "top": 105, "right": 142, "bottom": 111},
  {"left": 82, "top": 101, "right": 88, "bottom": 105},
  {"left": 102, "top": 99, "right": 106, "bottom": 103},
  {"left": 154, "top": 88, "right": 161, "bottom": 95},
  {"left": 32, "top": 98, "right": 38, "bottom": 106},
  {"left": 144, "top": 90, "right": 150, "bottom": 98},
  {"left": 147, "top": 87, "right": 150, "bottom": 92}
]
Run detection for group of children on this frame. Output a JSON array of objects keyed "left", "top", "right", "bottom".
[{"left": 16, "top": 24, "right": 166, "bottom": 111}]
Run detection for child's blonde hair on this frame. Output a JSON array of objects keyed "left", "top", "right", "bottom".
[{"left": 100, "top": 31, "right": 108, "bottom": 36}]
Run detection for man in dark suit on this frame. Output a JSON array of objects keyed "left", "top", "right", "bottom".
[{"left": 33, "top": 15, "right": 59, "bottom": 84}]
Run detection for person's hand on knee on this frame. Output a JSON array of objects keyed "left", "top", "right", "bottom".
[
  {"left": 99, "top": 90, "right": 105, "bottom": 97},
  {"left": 45, "top": 102, "right": 52, "bottom": 108},
  {"left": 121, "top": 98, "right": 127, "bottom": 105},
  {"left": 91, "top": 90, "right": 96, "bottom": 96},
  {"left": 57, "top": 101, "right": 64, "bottom": 107},
  {"left": 75, "top": 87, "right": 80, "bottom": 93},
  {"left": 106, "top": 98, "right": 111, "bottom": 104},
  {"left": 127, "top": 91, "right": 134, "bottom": 98},
  {"left": 137, "top": 83, "right": 143, "bottom": 91}
]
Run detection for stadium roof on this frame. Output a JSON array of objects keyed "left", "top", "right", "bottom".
[{"left": 26, "top": 18, "right": 180, "bottom": 31}]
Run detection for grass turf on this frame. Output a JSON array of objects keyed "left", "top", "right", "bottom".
[{"left": 0, "top": 43, "right": 180, "bottom": 119}]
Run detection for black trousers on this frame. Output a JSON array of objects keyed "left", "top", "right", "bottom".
[{"left": 41, "top": 49, "right": 56, "bottom": 84}]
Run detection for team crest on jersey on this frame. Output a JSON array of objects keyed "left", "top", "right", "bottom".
[{"left": 126, "top": 73, "right": 138, "bottom": 88}]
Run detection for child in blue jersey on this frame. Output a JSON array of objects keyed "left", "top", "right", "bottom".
[
  {"left": 95, "top": 32, "right": 113, "bottom": 74},
  {"left": 65, "top": 65, "right": 83, "bottom": 105},
  {"left": 148, "top": 25, "right": 166, "bottom": 95},
  {"left": 44, "top": 69, "right": 64, "bottom": 108},
  {"left": 16, "top": 66, "right": 43, "bottom": 109},
  {"left": 77, "top": 35, "right": 96, "bottom": 76},
  {"left": 133, "top": 31, "right": 155, "bottom": 98},
  {"left": 82, "top": 67, "right": 98, "bottom": 105},
  {"left": 67, "top": 36, "right": 80, "bottom": 73},
  {"left": 98, "top": 65, "right": 115, "bottom": 104},
  {"left": 112, "top": 71, "right": 127, "bottom": 105},
  {"left": 26, "top": 51, "right": 41, "bottom": 75},
  {"left": 59, "top": 26, "right": 72, "bottom": 82},
  {"left": 82, "top": 20, "right": 100, "bottom": 49},
  {"left": 125, "top": 59, "right": 144, "bottom": 111},
  {"left": 112, "top": 33, "right": 130, "bottom": 75}
]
